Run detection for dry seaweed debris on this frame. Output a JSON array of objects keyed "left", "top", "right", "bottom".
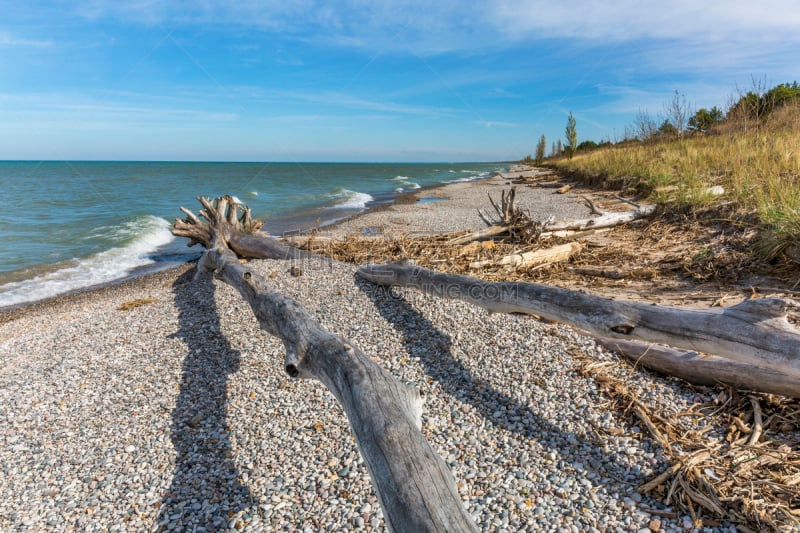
[
  {"left": 291, "top": 231, "right": 579, "bottom": 282},
  {"left": 117, "top": 297, "right": 158, "bottom": 311},
  {"left": 577, "top": 356, "right": 800, "bottom": 531}
]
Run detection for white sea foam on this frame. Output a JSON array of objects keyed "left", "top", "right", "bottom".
[
  {"left": 391, "top": 176, "right": 421, "bottom": 192},
  {"left": 446, "top": 171, "right": 491, "bottom": 184},
  {"left": 0, "top": 216, "right": 175, "bottom": 308},
  {"left": 328, "top": 189, "right": 374, "bottom": 210},
  {"left": 249, "top": 191, "right": 259, "bottom": 196}
]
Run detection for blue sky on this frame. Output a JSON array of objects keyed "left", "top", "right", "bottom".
[{"left": 1, "top": 1, "right": 799, "bottom": 162}]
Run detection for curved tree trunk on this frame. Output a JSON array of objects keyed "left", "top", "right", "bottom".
[
  {"left": 356, "top": 261, "right": 800, "bottom": 383},
  {"left": 173, "top": 197, "right": 477, "bottom": 533}
]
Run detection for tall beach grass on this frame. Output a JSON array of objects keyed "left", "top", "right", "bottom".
[{"left": 551, "top": 104, "right": 800, "bottom": 259}]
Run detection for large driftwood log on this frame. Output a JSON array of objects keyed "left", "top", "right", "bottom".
[
  {"left": 595, "top": 338, "right": 800, "bottom": 398},
  {"left": 356, "top": 262, "right": 800, "bottom": 382},
  {"left": 543, "top": 205, "right": 655, "bottom": 232},
  {"left": 173, "top": 196, "right": 316, "bottom": 261},
  {"left": 450, "top": 192, "right": 653, "bottom": 246},
  {"left": 173, "top": 197, "right": 476, "bottom": 533}
]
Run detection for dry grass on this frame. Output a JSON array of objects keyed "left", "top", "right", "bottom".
[
  {"left": 577, "top": 357, "right": 800, "bottom": 532},
  {"left": 552, "top": 104, "right": 800, "bottom": 261}
]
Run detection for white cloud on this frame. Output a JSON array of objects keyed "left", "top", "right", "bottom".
[{"left": 490, "top": 1, "right": 800, "bottom": 42}]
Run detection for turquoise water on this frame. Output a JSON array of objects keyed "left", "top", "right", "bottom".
[{"left": 0, "top": 161, "right": 503, "bottom": 307}]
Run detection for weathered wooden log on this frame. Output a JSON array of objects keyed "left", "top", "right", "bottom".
[
  {"left": 452, "top": 200, "right": 650, "bottom": 247},
  {"left": 595, "top": 338, "right": 800, "bottom": 398},
  {"left": 545, "top": 205, "right": 655, "bottom": 232},
  {"left": 174, "top": 197, "right": 477, "bottom": 532},
  {"left": 356, "top": 262, "right": 800, "bottom": 381},
  {"left": 469, "top": 242, "right": 583, "bottom": 269},
  {"left": 531, "top": 181, "right": 566, "bottom": 188}
]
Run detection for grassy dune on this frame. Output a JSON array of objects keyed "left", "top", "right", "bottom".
[{"left": 551, "top": 104, "right": 800, "bottom": 259}]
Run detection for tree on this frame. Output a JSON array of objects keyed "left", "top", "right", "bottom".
[
  {"left": 565, "top": 112, "right": 577, "bottom": 159},
  {"left": 576, "top": 140, "right": 598, "bottom": 152},
  {"left": 556, "top": 139, "right": 563, "bottom": 157},
  {"left": 657, "top": 119, "right": 678, "bottom": 138},
  {"left": 665, "top": 90, "right": 690, "bottom": 137},
  {"left": 535, "top": 134, "right": 546, "bottom": 164},
  {"left": 632, "top": 109, "right": 659, "bottom": 142},
  {"left": 550, "top": 141, "right": 557, "bottom": 157},
  {"left": 688, "top": 106, "right": 724, "bottom": 134}
]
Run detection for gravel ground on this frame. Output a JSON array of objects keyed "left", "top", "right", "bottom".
[{"left": 0, "top": 177, "right": 740, "bottom": 532}]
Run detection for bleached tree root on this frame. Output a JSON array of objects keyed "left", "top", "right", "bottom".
[{"left": 173, "top": 195, "right": 316, "bottom": 261}]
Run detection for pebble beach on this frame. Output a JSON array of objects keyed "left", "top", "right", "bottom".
[{"left": 1, "top": 176, "right": 736, "bottom": 532}]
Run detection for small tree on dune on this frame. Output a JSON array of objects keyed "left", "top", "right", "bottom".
[
  {"left": 565, "top": 112, "right": 577, "bottom": 159},
  {"left": 688, "top": 106, "right": 724, "bottom": 134}
]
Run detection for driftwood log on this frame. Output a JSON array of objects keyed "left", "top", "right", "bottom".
[
  {"left": 543, "top": 205, "right": 655, "bottom": 233},
  {"left": 173, "top": 197, "right": 476, "bottom": 532},
  {"left": 450, "top": 190, "right": 654, "bottom": 246},
  {"left": 469, "top": 242, "right": 583, "bottom": 269},
  {"left": 356, "top": 262, "right": 800, "bottom": 386},
  {"left": 595, "top": 338, "right": 800, "bottom": 398}
]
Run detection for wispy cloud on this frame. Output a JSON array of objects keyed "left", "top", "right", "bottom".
[
  {"left": 0, "top": 92, "right": 239, "bottom": 123},
  {"left": 64, "top": 1, "right": 800, "bottom": 53},
  {"left": 490, "top": 1, "right": 800, "bottom": 43},
  {"left": 474, "top": 120, "right": 520, "bottom": 128},
  {"left": 0, "top": 31, "right": 54, "bottom": 48}
]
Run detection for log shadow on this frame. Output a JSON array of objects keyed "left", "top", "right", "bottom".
[
  {"left": 156, "top": 267, "right": 252, "bottom": 530},
  {"left": 355, "top": 277, "right": 635, "bottom": 483}
]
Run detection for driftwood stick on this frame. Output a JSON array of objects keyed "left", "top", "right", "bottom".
[
  {"left": 447, "top": 225, "right": 509, "bottom": 245},
  {"left": 581, "top": 196, "right": 604, "bottom": 215},
  {"left": 356, "top": 262, "right": 800, "bottom": 381},
  {"left": 748, "top": 397, "right": 763, "bottom": 446},
  {"left": 613, "top": 194, "right": 642, "bottom": 208}
]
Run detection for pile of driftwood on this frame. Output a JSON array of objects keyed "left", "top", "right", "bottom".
[{"left": 173, "top": 195, "right": 800, "bottom": 531}]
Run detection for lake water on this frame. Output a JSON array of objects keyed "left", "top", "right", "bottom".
[{"left": 0, "top": 161, "right": 503, "bottom": 308}]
